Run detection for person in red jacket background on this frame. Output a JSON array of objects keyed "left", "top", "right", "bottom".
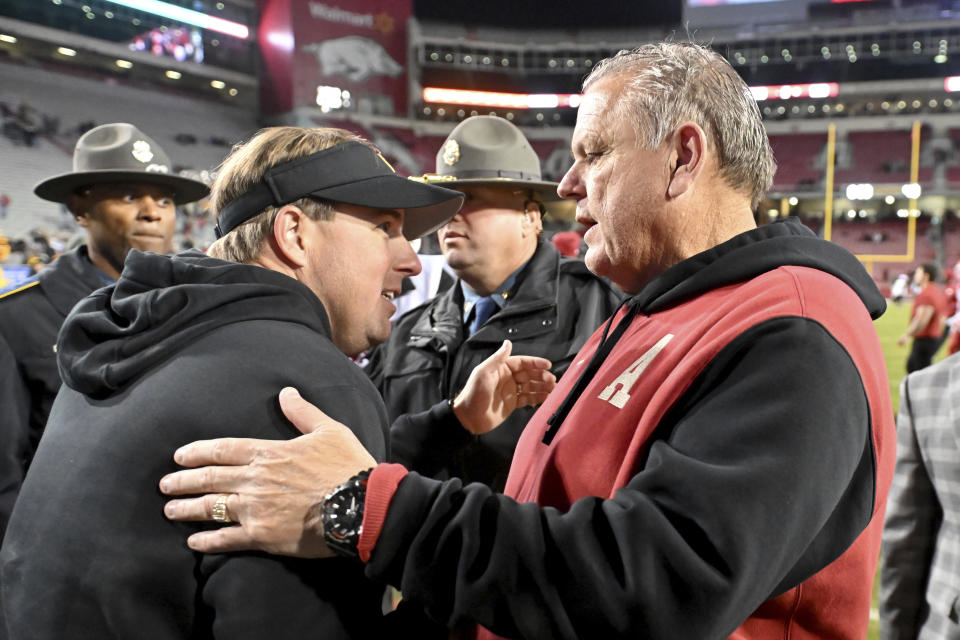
[
  {"left": 898, "top": 262, "right": 948, "bottom": 372},
  {"left": 941, "top": 260, "right": 960, "bottom": 356},
  {"left": 160, "top": 42, "right": 895, "bottom": 640}
]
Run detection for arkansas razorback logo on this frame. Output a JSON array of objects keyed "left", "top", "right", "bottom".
[
  {"left": 597, "top": 334, "right": 674, "bottom": 409},
  {"left": 303, "top": 36, "right": 403, "bottom": 82}
]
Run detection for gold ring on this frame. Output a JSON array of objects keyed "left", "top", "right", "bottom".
[{"left": 212, "top": 494, "right": 232, "bottom": 524}]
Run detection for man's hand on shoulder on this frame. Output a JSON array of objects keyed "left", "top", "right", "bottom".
[{"left": 160, "top": 387, "right": 376, "bottom": 557}]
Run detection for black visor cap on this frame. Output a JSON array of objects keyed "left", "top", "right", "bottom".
[{"left": 215, "top": 141, "right": 464, "bottom": 239}]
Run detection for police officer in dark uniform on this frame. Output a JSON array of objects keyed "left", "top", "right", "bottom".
[
  {"left": 366, "top": 116, "right": 623, "bottom": 491},
  {"left": 0, "top": 123, "right": 208, "bottom": 538}
]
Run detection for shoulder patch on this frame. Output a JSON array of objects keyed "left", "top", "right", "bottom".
[{"left": 0, "top": 280, "right": 40, "bottom": 301}]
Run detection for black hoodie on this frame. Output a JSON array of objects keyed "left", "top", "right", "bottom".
[{"left": 1, "top": 250, "right": 390, "bottom": 639}]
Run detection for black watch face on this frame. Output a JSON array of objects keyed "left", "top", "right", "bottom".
[
  {"left": 322, "top": 471, "right": 370, "bottom": 558},
  {"left": 323, "top": 488, "right": 363, "bottom": 544}
]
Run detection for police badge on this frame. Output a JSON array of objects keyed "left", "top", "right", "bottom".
[
  {"left": 131, "top": 140, "right": 154, "bottom": 164},
  {"left": 442, "top": 139, "right": 460, "bottom": 166}
]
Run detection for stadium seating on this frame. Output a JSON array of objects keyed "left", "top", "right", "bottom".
[
  {"left": 0, "top": 59, "right": 257, "bottom": 238},
  {"left": 769, "top": 132, "right": 828, "bottom": 192},
  {"left": 836, "top": 129, "right": 934, "bottom": 186}
]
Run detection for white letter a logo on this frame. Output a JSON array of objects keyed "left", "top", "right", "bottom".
[{"left": 597, "top": 334, "right": 674, "bottom": 409}]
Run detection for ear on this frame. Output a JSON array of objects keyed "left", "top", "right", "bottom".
[
  {"left": 520, "top": 202, "right": 543, "bottom": 237},
  {"left": 269, "top": 205, "right": 312, "bottom": 269},
  {"left": 67, "top": 194, "right": 90, "bottom": 228},
  {"left": 666, "top": 122, "right": 708, "bottom": 200}
]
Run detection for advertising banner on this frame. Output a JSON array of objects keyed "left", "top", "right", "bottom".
[{"left": 290, "top": 0, "right": 412, "bottom": 116}]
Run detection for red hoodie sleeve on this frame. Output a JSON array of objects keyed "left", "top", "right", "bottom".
[{"left": 358, "top": 463, "right": 409, "bottom": 563}]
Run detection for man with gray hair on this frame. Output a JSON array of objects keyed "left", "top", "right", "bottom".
[{"left": 161, "top": 43, "right": 895, "bottom": 639}]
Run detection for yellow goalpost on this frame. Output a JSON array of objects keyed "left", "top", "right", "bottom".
[{"left": 820, "top": 120, "right": 922, "bottom": 276}]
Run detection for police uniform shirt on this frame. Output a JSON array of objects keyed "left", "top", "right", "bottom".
[{"left": 0, "top": 245, "right": 112, "bottom": 537}]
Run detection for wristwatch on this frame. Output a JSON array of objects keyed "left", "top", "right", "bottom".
[{"left": 321, "top": 468, "right": 372, "bottom": 559}]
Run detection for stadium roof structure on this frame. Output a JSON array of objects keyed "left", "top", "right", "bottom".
[{"left": 0, "top": 0, "right": 257, "bottom": 108}]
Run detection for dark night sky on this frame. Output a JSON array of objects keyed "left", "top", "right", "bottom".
[{"left": 413, "top": 0, "right": 682, "bottom": 29}]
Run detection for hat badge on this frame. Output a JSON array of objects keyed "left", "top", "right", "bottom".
[
  {"left": 131, "top": 140, "right": 154, "bottom": 164},
  {"left": 442, "top": 139, "right": 460, "bottom": 166}
]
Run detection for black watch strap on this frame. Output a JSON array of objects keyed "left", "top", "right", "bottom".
[{"left": 321, "top": 468, "right": 372, "bottom": 559}]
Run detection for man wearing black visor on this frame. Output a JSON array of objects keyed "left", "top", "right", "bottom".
[{"left": 1, "top": 127, "right": 555, "bottom": 639}]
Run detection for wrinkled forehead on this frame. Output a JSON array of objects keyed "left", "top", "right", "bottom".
[{"left": 572, "top": 77, "right": 633, "bottom": 148}]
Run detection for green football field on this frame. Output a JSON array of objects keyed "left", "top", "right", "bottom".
[
  {"left": 747, "top": 300, "right": 945, "bottom": 638},
  {"left": 867, "top": 299, "right": 950, "bottom": 639}
]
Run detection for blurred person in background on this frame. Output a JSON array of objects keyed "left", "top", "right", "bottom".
[
  {"left": 549, "top": 229, "right": 584, "bottom": 258},
  {"left": 899, "top": 262, "right": 948, "bottom": 373},
  {"left": 365, "top": 115, "right": 622, "bottom": 491},
  {"left": 941, "top": 260, "right": 960, "bottom": 356},
  {"left": 0, "top": 122, "right": 208, "bottom": 539},
  {"left": 891, "top": 271, "right": 909, "bottom": 305}
]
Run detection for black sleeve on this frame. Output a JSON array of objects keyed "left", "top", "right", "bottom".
[
  {"left": 389, "top": 400, "right": 472, "bottom": 470},
  {"left": 364, "top": 317, "right": 875, "bottom": 640},
  {"left": 0, "top": 331, "right": 29, "bottom": 538}
]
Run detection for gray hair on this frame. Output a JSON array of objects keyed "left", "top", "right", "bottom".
[{"left": 583, "top": 42, "right": 775, "bottom": 209}]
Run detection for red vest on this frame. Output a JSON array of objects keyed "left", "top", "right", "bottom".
[{"left": 480, "top": 266, "right": 895, "bottom": 640}]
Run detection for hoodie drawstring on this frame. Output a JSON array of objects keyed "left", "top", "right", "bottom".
[{"left": 542, "top": 298, "right": 641, "bottom": 445}]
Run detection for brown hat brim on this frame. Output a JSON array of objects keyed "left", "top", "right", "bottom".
[
  {"left": 34, "top": 170, "right": 210, "bottom": 205},
  {"left": 420, "top": 175, "right": 562, "bottom": 201}
]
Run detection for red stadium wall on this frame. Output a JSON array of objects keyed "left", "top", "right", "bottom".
[
  {"left": 259, "top": 0, "right": 413, "bottom": 117},
  {"left": 259, "top": 0, "right": 294, "bottom": 115}
]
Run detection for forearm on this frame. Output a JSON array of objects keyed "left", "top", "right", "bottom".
[
  {"left": 903, "top": 305, "right": 935, "bottom": 337},
  {"left": 366, "top": 450, "right": 867, "bottom": 640}
]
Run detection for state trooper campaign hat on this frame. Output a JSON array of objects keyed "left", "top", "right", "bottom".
[
  {"left": 34, "top": 123, "right": 210, "bottom": 205},
  {"left": 420, "top": 115, "right": 561, "bottom": 202},
  {"left": 214, "top": 140, "right": 464, "bottom": 240}
]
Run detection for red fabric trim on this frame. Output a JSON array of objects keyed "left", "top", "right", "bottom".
[{"left": 358, "top": 463, "right": 408, "bottom": 563}]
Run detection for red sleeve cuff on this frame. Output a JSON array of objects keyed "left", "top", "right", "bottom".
[{"left": 358, "top": 462, "right": 408, "bottom": 563}]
